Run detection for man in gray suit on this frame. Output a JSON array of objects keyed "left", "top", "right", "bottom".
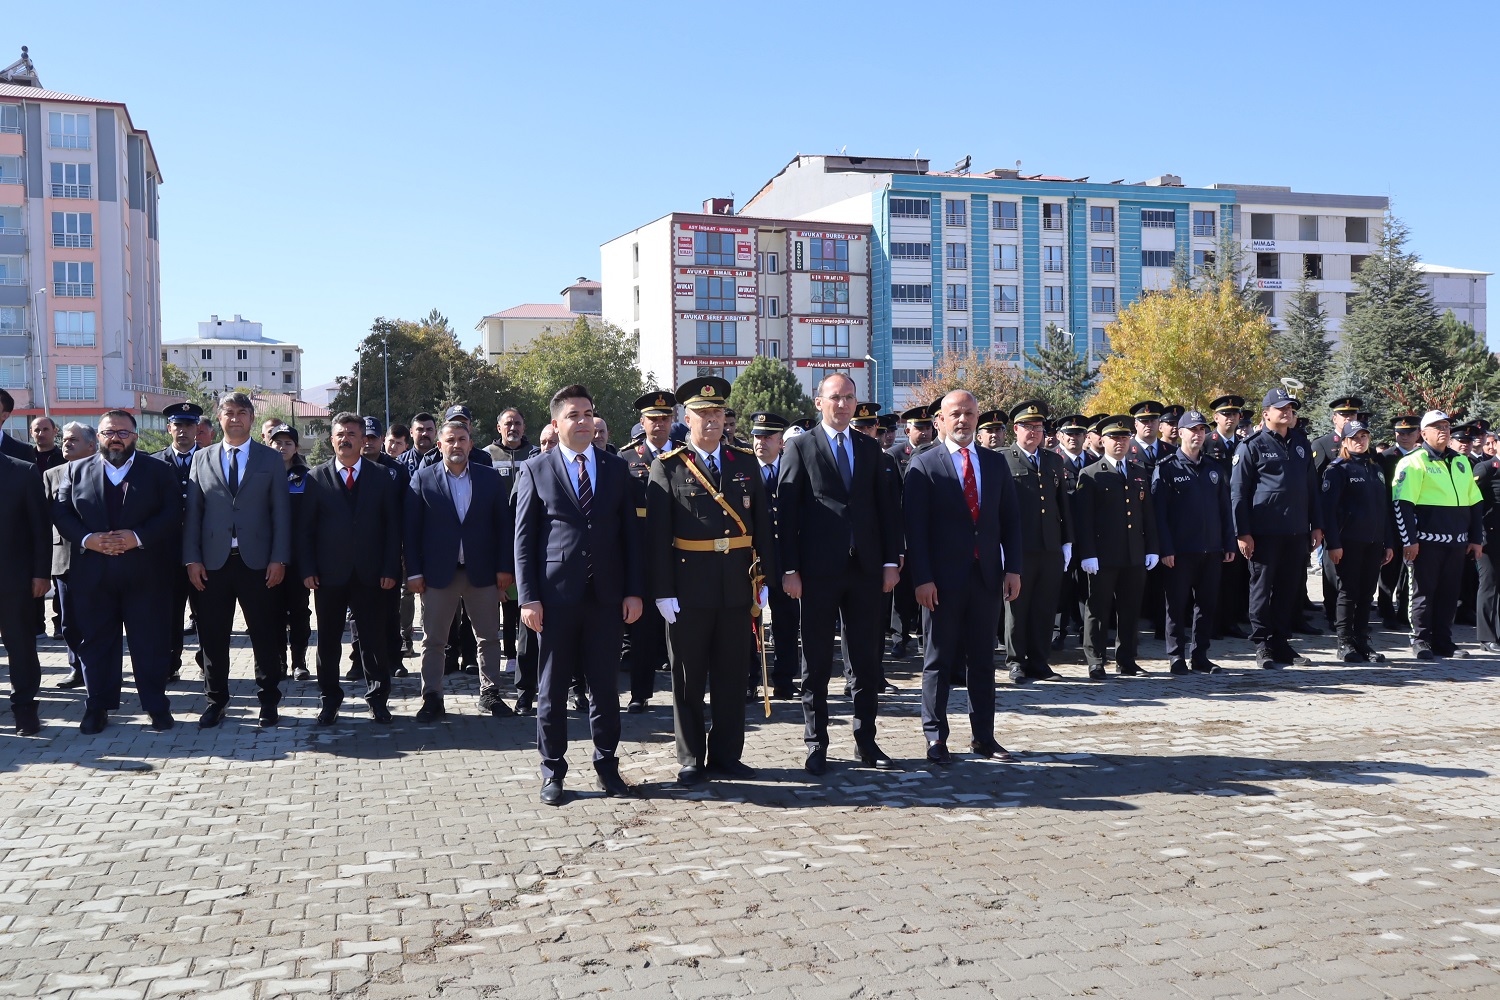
[
  {"left": 184, "top": 392, "right": 292, "bottom": 729},
  {"left": 46, "top": 422, "right": 98, "bottom": 690}
]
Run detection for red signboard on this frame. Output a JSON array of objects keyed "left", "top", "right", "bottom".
[
  {"left": 795, "top": 359, "right": 867, "bottom": 368},
  {"left": 736, "top": 241, "right": 754, "bottom": 260},
  {"left": 676, "top": 266, "right": 753, "bottom": 278},
  {"left": 679, "top": 356, "right": 755, "bottom": 366},
  {"left": 680, "top": 222, "right": 750, "bottom": 234},
  {"left": 796, "top": 230, "right": 865, "bottom": 241},
  {"left": 675, "top": 236, "right": 694, "bottom": 257}
]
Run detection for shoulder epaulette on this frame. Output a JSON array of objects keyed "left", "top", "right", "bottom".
[
  {"left": 660, "top": 445, "right": 688, "bottom": 460},
  {"left": 728, "top": 444, "right": 755, "bottom": 458}
]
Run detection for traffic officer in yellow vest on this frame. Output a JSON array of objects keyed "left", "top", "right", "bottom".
[{"left": 1391, "top": 410, "right": 1484, "bottom": 660}]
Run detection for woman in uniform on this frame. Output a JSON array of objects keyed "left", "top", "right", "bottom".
[{"left": 1321, "top": 420, "right": 1395, "bottom": 663}]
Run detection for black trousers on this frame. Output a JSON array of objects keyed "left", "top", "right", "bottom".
[
  {"left": 1, "top": 584, "right": 42, "bottom": 709},
  {"left": 280, "top": 574, "right": 312, "bottom": 670},
  {"left": 538, "top": 598, "right": 622, "bottom": 780},
  {"left": 766, "top": 584, "right": 800, "bottom": 689},
  {"left": 1164, "top": 552, "right": 1221, "bottom": 663},
  {"left": 1055, "top": 560, "right": 1085, "bottom": 638},
  {"left": 314, "top": 580, "right": 392, "bottom": 706},
  {"left": 624, "top": 599, "right": 668, "bottom": 702},
  {"left": 444, "top": 602, "right": 477, "bottom": 671},
  {"left": 1319, "top": 547, "right": 1340, "bottom": 629},
  {"left": 71, "top": 571, "right": 172, "bottom": 716},
  {"left": 1333, "top": 541, "right": 1385, "bottom": 643},
  {"left": 1458, "top": 555, "right": 1479, "bottom": 625},
  {"left": 55, "top": 575, "right": 80, "bottom": 669},
  {"left": 1084, "top": 565, "right": 1145, "bottom": 667},
  {"left": 166, "top": 567, "right": 199, "bottom": 664},
  {"left": 892, "top": 567, "right": 920, "bottom": 640},
  {"left": 1411, "top": 543, "right": 1466, "bottom": 651},
  {"left": 1144, "top": 563, "right": 1168, "bottom": 632},
  {"left": 1005, "top": 549, "right": 1062, "bottom": 675},
  {"left": 668, "top": 605, "right": 751, "bottom": 768},
  {"left": 351, "top": 585, "right": 401, "bottom": 681},
  {"left": 515, "top": 620, "right": 540, "bottom": 698},
  {"left": 921, "top": 562, "right": 1000, "bottom": 744},
  {"left": 1247, "top": 533, "right": 1309, "bottom": 648},
  {"left": 198, "top": 553, "right": 286, "bottom": 708},
  {"left": 1378, "top": 555, "right": 1410, "bottom": 624},
  {"left": 799, "top": 563, "right": 883, "bottom": 751},
  {"left": 501, "top": 598, "right": 520, "bottom": 658},
  {"left": 1217, "top": 554, "right": 1250, "bottom": 632},
  {"left": 1478, "top": 546, "right": 1500, "bottom": 644}
]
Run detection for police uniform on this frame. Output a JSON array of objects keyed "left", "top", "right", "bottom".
[
  {"left": 620, "top": 391, "right": 679, "bottom": 710},
  {"left": 1126, "top": 401, "right": 1173, "bottom": 637},
  {"left": 1000, "top": 400, "right": 1073, "bottom": 681},
  {"left": 1473, "top": 450, "right": 1500, "bottom": 649},
  {"left": 1320, "top": 421, "right": 1393, "bottom": 661},
  {"left": 1152, "top": 413, "right": 1235, "bottom": 673},
  {"left": 1454, "top": 424, "right": 1483, "bottom": 627},
  {"left": 1204, "top": 395, "right": 1250, "bottom": 637},
  {"left": 1392, "top": 413, "right": 1484, "bottom": 658},
  {"left": 646, "top": 377, "right": 776, "bottom": 780},
  {"left": 1051, "top": 415, "right": 1093, "bottom": 646},
  {"left": 1230, "top": 387, "right": 1322, "bottom": 667},
  {"left": 886, "top": 404, "right": 933, "bottom": 655},
  {"left": 267, "top": 424, "right": 314, "bottom": 678},
  {"left": 1376, "top": 416, "right": 1420, "bottom": 628},
  {"left": 1309, "top": 396, "right": 1364, "bottom": 630},
  {"left": 747, "top": 411, "right": 801, "bottom": 698},
  {"left": 153, "top": 402, "right": 205, "bottom": 677}
]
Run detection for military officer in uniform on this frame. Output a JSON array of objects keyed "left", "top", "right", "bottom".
[
  {"left": 847, "top": 403, "right": 902, "bottom": 695},
  {"left": 1075, "top": 415, "right": 1159, "bottom": 679},
  {"left": 749, "top": 411, "right": 800, "bottom": 699},
  {"left": 1126, "top": 400, "right": 1172, "bottom": 638},
  {"left": 1205, "top": 396, "right": 1245, "bottom": 466},
  {"left": 1158, "top": 405, "right": 1185, "bottom": 447},
  {"left": 1377, "top": 414, "right": 1421, "bottom": 629},
  {"left": 877, "top": 413, "right": 898, "bottom": 451},
  {"left": 887, "top": 405, "right": 934, "bottom": 472},
  {"left": 1052, "top": 414, "right": 1092, "bottom": 648},
  {"left": 621, "top": 390, "right": 679, "bottom": 712},
  {"left": 1000, "top": 400, "right": 1072, "bottom": 682},
  {"left": 646, "top": 377, "right": 776, "bottom": 785},
  {"left": 977, "top": 411, "right": 1005, "bottom": 451},
  {"left": 885, "top": 404, "right": 933, "bottom": 657},
  {"left": 154, "top": 401, "right": 205, "bottom": 681}
]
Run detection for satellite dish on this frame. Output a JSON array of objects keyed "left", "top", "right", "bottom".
[{"left": 1280, "top": 376, "right": 1305, "bottom": 393}]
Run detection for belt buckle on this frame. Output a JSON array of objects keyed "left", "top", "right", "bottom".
[{"left": 714, "top": 537, "right": 730, "bottom": 553}]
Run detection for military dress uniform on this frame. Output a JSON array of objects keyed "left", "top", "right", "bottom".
[
  {"left": 843, "top": 403, "right": 900, "bottom": 695},
  {"left": 621, "top": 390, "right": 679, "bottom": 710},
  {"left": 1125, "top": 401, "right": 1174, "bottom": 638},
  {"left": 1053, "top": 419, "right": 1095, "bottom": 647},
  {"left": 748, "top": 412, "right": 800, "bottom": 698},
  {"left": 1205, "top": 395, "right": 1250, "bottom": 638},
  {"left": 1000, "top": 401, "right": 1073, "bottom": 682}
]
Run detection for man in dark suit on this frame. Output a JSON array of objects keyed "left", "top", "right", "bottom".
[
  {"left": 346, "top": 416, "right": 411, "bottom": 683},
  {"left": 1076, "top": 415, "right": 1161, "bottom": 679},
  {"left": 620, "top": 391, "right": 679, "bottom": 712},
  {"left": 154, "top": 402, "right": 205, "bottom": 680},
  {"left": 405, "top": 419, "right": 514, "bottom": 721},
  {"left": 515, "top": 385, "right": 644, "bottom": 805},
  {"left": 0, "top": 442, "right": 49, "bottom": 735},
  {"left": 903, "top": 390, "right": 1022, "bottom": 764},
  {"left": 0, "top": 388, "right": 36, "bottom": 464},
  {"left": 749, "top": 411, "right": 799, "bottom": 699},
  {"left": 486, "top": 405, "right": 541, "bottom": 706},
  {"left": 52, "top": 409, "right": 183, "bottom": 732},
  {"left": 300, "top": 412, "right": 403, "bottom": 725},
  {"left": 1000, "top": 400, "right": 1073, "bottom": 683},
  {"left": 778, "top": 373, "right": 903, "bottom": 774},
  {"left": 48, "top": 422, "right": 98, "bottom": 690},
  {"left": 183, "top": 392, "right": 292, "bottom": 729}
]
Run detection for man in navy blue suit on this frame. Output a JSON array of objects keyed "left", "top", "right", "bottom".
[
  {"left": 514, "top": 384, "right": 644, "bottom": 805},
  {"left": 902, "top": 390, "right": 1023, "bottom": 765},
  {"left": 51, "top": 409, "right": 183, "bottom": 733},
  {"left": 405, "top": 420, "right": 514, "bottom": 722}
]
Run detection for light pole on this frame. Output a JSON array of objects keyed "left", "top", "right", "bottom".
[
  {"left": 863, "top": 353, "right": 878, "bottom": 409},
  {"left": 32, "top": 287, "right": 51, "bottom": 422},
  {"left": 382, "top": 329, "right": 390, "bottom": 430},
  {"left": 355, "top": 344, "right": 362, "bottom": 417}
]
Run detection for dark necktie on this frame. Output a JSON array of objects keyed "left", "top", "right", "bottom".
[
  {"left": 835, "top": 432, "right": 853, "bottom": 491},
  {"left": 704, "top": 451, "right": 719, "bottom": 486},
  {"left": 1029, "top": 451, "right": 1039, "bottom": 474},
  {"left": 574, "top": 454, "right": 593, "bottom": 515},
  {"left": 228, "top": 446, "right": 240, "bottom": 496},
  {"left": 764, "top": 464, "right": 775, "bottom": 486}
]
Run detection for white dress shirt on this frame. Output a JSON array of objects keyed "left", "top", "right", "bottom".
[
  {"left": 820, "top": 422, "right": 854, "bottom": 477},
  {"left": 84, "top": 453, "right": 143, "bottom": 549},
  {"left": 689, "top": 441, "right": 724, "bottom": 473},
  {"left": 945, "top": 438, "right": 982, "bottom": 505},
  {"left": 557, "top": 442, "right": 596, "bottom": 500}
]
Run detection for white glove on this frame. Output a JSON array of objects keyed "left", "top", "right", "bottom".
[
  {"left": 655, "top": 597, "right": 680, "bottom": 624},
  {"left": 1081, "top": 557, "right": 1099, "bottom": 575},
  {"left": 757, "top": 586, "right": 769, "bottom": 608},
  {"left": 1144, "top": 553, "right": 1159, "bottom": 571},
  {"left": 1062, "top": 543, "right": 1073, "bottom": 572}
]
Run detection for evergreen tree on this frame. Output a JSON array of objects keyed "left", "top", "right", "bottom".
[
  {"left": 1023, "top": 322, "right": 1092, "bottom": 416},
  {"left": 724, "top": 356, "right": 815, "bottom": 421},
  {"left": 1277, "top": 279, "right": 1334, "bottom": 433},
  {"left": 1435, "top": 310, "right": 1500, "bottom": 424},
  {"left": 504, "top": 316, "right": 647, "bottom": 438}
]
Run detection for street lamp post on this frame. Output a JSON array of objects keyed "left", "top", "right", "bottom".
[
  {"left": 863, "top": 353, "right": 878, "bottom": 409},
  {"left": 32, "top": 287, "right": 51, "bottom": 423},
  {"left": 382, "top": 329, "right": 390, "bottom": 430}
]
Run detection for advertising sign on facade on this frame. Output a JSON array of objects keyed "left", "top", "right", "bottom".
[
  {"left": 1251, "top": 239, "right": 1277, "bottom": 252},
  {"left": 673, "top": 282, "right": 694, "bottom": 297},
  {"left": 795, "top": 230, "right": 865, "bottom": 241},
  {"left": 795, "top": 359, "right": 867, "bottom": 369},
  {"left": 680, "top": 222, "right": 750, "bottom": 234},
  {"left": 736, "top": 241, "right": 754, "bottom": 261},
  {"left": 1254, "top": 278, "right": 1284, "bottom": 290},
  {"left": 676, "top": 236, "right": 694, "bottom": 258},
  {"left": 680, "top": 356, "right": 754, "bottom": 366}
]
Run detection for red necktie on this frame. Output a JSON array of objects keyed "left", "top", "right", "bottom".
[
  {"left": 343, "top": 466, "right": 355, "bottom": 490},
  {"left": 961, "top": 447, "right": 979, "bottom": 559}
]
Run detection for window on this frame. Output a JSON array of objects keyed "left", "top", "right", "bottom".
[
  {"left": 0, "top": 155, "right": 20, "bottom": 185},
  {"left": 52, "top": 261, "right": 94, "bottom": 297},
  {"left": 695, "top": 276, "right": 735, "bottom": 312},
  {"left": 891, "top": 283, "right": 932, "bottom": 304},
  {"left": 994, "top": 202, "right": 1019, "bottom": 230},
  {"left": 51, "top": 212, "right": 93, "bottom": 249},
  {"left": 889, "top": 242, "right": 930, "bottom": 260},
  {"left": 893, "top": 368, "right": 928, "bottom": 386},
  {"left": 0, "top": 256, "right": 21, "bottom": 284},
  {"left": 810, "top": 279, "right": 850, "bottom": 314},
  {"left": 55, "top": 364, "right": 98, "bottom": 400},
  {"left": 945, "top": 284, "right": 968, "bottom": 311},
  {"left": 695, "top": 366, "right": 726, "bottom": 379},
  {"left": 993, "top": 244, "right": 1017, "bottom": 271},
  {"left": 1091, "top": 287, "right": 1117, "bottom": 314},
  {"left": 632, "top": 242, "right": 639, "bottom": 278},
  {"left": 1256, "top": 253, "right": 1280, "bottom": 279},
  {"left": 1350, "top": 254, "right": 1369, "bottom": 275},
  {"left": 944, "top": 243, "right": 967, "bottom": 270},
  {"left": 202, "top": 349, "right": 215, "bottom": 361},
  {"left": 48, "top": 111, "right": 91, "bottom": 149},
  {"left": 201, "top": 370, "right": 213, "bottom": 383},
  {"left": 53, "top": 311, "right": 96, "bottom": 347},
  {"left": 810, "top": 238, "right": 849, "bottom": 272},
  {"left": 1044, "top": 286, "right": 1065, "bottom": 313},
  {"left": 1141, "top": 250, "right": 1176, "bottom": 268},
  {"left": 766, "top": 296, "right": 780, "bottom": 318},
  {"left": 283, "top": 372, "right": 295, "bottom": 384},
  {"left": 1303, "top": 253, "right": 1323, "bottom": 280},
  {"left": 283, "top": 350, "right": 293, "bottom": 363},
  {"left": 1044, "top": 246, "right": 1064, "bottom": 272},
  {"left": 1299, "top": 215, "right": 1319, "bottom": 241},
  {"left": 1091, "top": 327, "right": 1109, "bottom": 356},
  {"left": 766, "top": 252, "right": 778, "bottom": 273},
  {"left": 891, "top": 326, "right": 932, "bottom": 345},
  {"left": 946, "top": 326, "right": 969, "bottom": 353},
  {"left": 1256, "top": 291, "right": 1276, "bottom": 315},
  {"left": 891, "top": 198, "right": 930, "bottom": 219},
  {"left": 234, "top": 348, "right": 248, "bottom": 361},
  {"left": 810, "top": 324, "right": 850, "bottom": 358},
  {"left": 1089, "top": 206, "right": 1115, "bottom": 233},
  {"left": 693, "top": 231, "right": 735, "bottom": 266},
  {"left": 944, "top": 199, "right": 967, "bottom": 227},
  {"left": 1345, "top": 293, "right": 1359, "bottom": 315},
  {"left": 0, "top": 359, "right": 25, "bottom": 388},
  {"left": 1346, "top": 217, "right": 1369, "bottom": 243},
  {"left": 1042, "top": 203, "right": 1064, "bottom": 231},
  {"left": 994, "top": 285, "right": 1019, "bottom": 313},
  {"left": 996, "top": 327, "right": 1019, "bottom": 357},
  {"left": 1192, "top": 210, "right": 1216, "bottom": 237},
  {"left": 0, "top": 306, "right": 22, "bottom": 332},
  {"left": 633, "top": 286, "right": 640, "bottom": 321},
  {"left": 50, "top": 162, "right": 92, "bottom": 198},
  {"left": 1142, "top": 209, "right": 1177, "bottom": 229},
  {"left": 757, "top": 339, "right": 781, "bottom": 359},
  {"left": 1250, "top": 214, "right": 1275, "bottom": 240},
  {"left": 1090, "top": 247, "right": 1115, "bottom": 274},
  {"left": 236, "top": 370, "right": 250, "bottom": 384},
  {"left": 695, "top": 320, "right": 735, "bottom": 356},
  {"left": 1193, "top": 250, "right": 1216, "bottom": 274},
  {"left": 0, "top": 104, "right": 18, "bottom": 134}
]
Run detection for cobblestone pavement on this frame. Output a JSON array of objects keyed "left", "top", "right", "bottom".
[{"left": 5, "top": 581, "right": 1500, "bottom": 998}]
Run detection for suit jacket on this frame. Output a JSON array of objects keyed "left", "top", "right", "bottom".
[
  {"left": 1074, "top": 458, "right": 1160, "bottom": 569},
  {"left": 0, "top": 433, "right": 35, "bottom": 465},
  {"left": 52, "top": 453, "right": 183, "bottom": 589},
  {"left": 902, "top": 441, "right": 1022, "bottom": 594},
  {"left": 778, "top": 424, "right": 902, "bottom": 576},
  {"left": 44, "top": 462, "right": 72, "bottom": 577},
  {"left": 0, "top": 453, "right": 48, "bottom": 590},
  {"left": 298, "top": 459, "right": 402, "bottom": 586},
  {"left": 1124, "top": 437, "right": 1174, "bottom": 474},
  {"left": 514, "top": 446, "right": 641, "bottom": 608},
  {"left": 153, "top": 445, "right": 197, "bottom": 563},
  {"left": 1000, "top": 445, "right": 1073, "bottom": 553},
  {"left": 183, "top": 440, "right": 291, "bottom": 570},
  {"left": 404, "top": 460, "right": 512, "bottom": 590}
]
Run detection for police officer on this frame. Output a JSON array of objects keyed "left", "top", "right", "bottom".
[
  {"left": 976, "top": 411, "right": 1005, "bottom": 451},
  {"left": 1204, "top": 395, "right": 1250, "bottom": 639},
  {"left": 1001, "top": 400, "right": 1072, "bottom": 682},
  {"left": 621, "top": 390, "right": 679, "bottom": 712},
  {"left": 1310, "top": 396, "right": 1364, "bottom": 630},
  {"left": 1472, "top": 440, "right": 1500, "bottom": 653},
  {"left": 1052, "top": 414, "right": 1092, "bottom": 648},
  {"left": 1377, "top": 414, "right": 1421, "bottom": 628},
  {"left": 748, "top": 411, "right": 800, "bottom": 699},
  {"left": 267, "top": 424, "right": 313, "bottom": 681},
  {"left": 1231, "top": 386, "right": 1324, "bottom": 669},
  {"left": 154, "top": 401, "right": 205, "bottom": 682},
  {"left": 1152, "top": 411, "right": 1235, "bottom": 674},
  {"left": 1075, "top": 415, "right": 1159, "bottom": 679},
  {"left": 1392, "top": 411, "right": 1484, "bottom": 660},
  {"left": 1126, "top": 400, "right": 1172, "bottom": 638},
  {"left": 886, "top": 405, "right": 933, "bottom": 656},
  {"left": 1320, "top": 419, "right": 1394, "bottom": 663},
  {"left": 1205, "top": 395, "right": 1245, "bottom": 466}
]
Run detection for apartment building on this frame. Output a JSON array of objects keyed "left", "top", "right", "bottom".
[
  {"left": 162, "top": 314, "right": 303, "bottom": 396},
  {"left": 475, "top": 277, "right": 601, "bottom": 366}
]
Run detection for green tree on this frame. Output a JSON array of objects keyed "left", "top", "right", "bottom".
[
  {"left": 1277, "top": 279, "right": 1334, "bottom": 432},
  {"left": 911, "top": 351, "right": 1033, "bottom": 416},
  {"left": 160, "top": 361, "right": 214, "bottom": 409},
  {"left": 1434, "top": 310, "right": 1500, "bottom": 425},
  {"left": 503, "top": 317, "right": 646, "bottom": 441},
  {"left": 1023, "top": 322, "right": 1092, "bottom": 416},
  {"left": 725, "top": 356, "right": 815, "bottom": 421}
]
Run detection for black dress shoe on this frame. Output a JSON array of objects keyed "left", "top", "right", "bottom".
[
  {"left": 626, "top": 699, "right": 646, "bottom": 714},
  {"left": 1439, "top": 646, "right": 1470, "bottom": 659},
  {"left": 969, "top": 738, "right": 1012, "bottom": 760},
  {"left": 772, "top": 686, "right": 798, "bottom": 700},
  {"left": 596, "top": 767, "right": 639, "bottom": 797},
  {"left": 369, "top": 702, "right": 393, "bottom": 724},
  {"left": 392, "top": 665, "right": 409, "bottom": 677},
  {"left": 315, "top": 704, "right": 338, "bottom": 726},
  {"left": 1088, "top": 665, "right": 1107, "bottom": 680},
  {"left": 1338, "top": 641, "right": 1367, "bottom": 663},
  {"left": 198, "top": 705, "right": 225, "bottom": 729},
  {"left": 79, "top": 707, "right": 107, "bottom": 735},
  {"left": 1116, "top": 662, "right": 1146, "bottom": 676},
  {"left": 1481, "top": 642, "right": 1500, "bottom": 653},
  {"left": 677, "top": 765, "right": 707, "bottom": 786},
  {"left": 258, "top": 708, "right": 279, "bottom": 728},
  {"left": 1169, "top": 659, "right": 1189, "bottom": 675},
  {"left": 1191, "top": 659, "right": 1223, "bottom": 674},
  {"left": 514, "top": 693, "right": 535, "bottom": 716},
  {"left": 926, "top": 742, "right": 952, "bottom": 765},
  {"left": 1271, "top": 645, "right": 1311, "bottom": 666},
  {"left": 540, "top": 778, "right": 565, "bottom": 806},
  {"left": 13, "top": 703, "right": 40, "bottom": 736},
  {"left": 344, "top": 668, "right": 362, "bottom": 681},
  {"left": 858, "top": 744, "right": 898, "bottom": 769},
  {"left": 56, "top": 669, "right": 84, "bottom": 689},
  {"left": 708, "top": 760, "right": 757, "bottom": 779},
  {"left": 879, "top": 681, "right": 900, "bottom": 695},
  {"left": 804, "top": 748, "right": 827, "bottom": 776},
  {"left": 572, "top": 692, "right": 590, "bottom": 713},
  {"left": 414, "top": 694, "right": 446, "bottom": 722},
  {"left": 148, "top": 711, "right": 175, "bottom": 731}
]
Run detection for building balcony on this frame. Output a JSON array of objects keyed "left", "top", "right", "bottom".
[
  {"left": 49, "top": 133, "right": 90, "bottom": 150},
  {"left": 1091, "top": 261, "right": 1115, "bottom": 274},
  {"left": 54, "top": 282, "right": 94, "bottom": 297},
  {"left": 1089, "top": 221, "right": 1115, "bottom": 233},
  {"left": 50, "top": 183, "right": 92, "bottom": 199},
  {"left": 1142, "top": 219, "right": 1175, "bottom": 229},
  {"left": 1091, "top": 302, "right": 1117, "bottom": 314},
  {"left": 1044, "top": 303, "right": 1066, "bottom": 314},
  {"left": 52, "top": 233, "right": 93, "bottom": 249},
  {"left": 994, "top": 217, "right": 1019, "bottom": 231},
  {"left": 1043, "top": 261, "right": 1064, "bottom": 272},
  {"left": 1043, "top": 217, "right": 1064, "bottom": 231},
  {"left": 0, "top": 275, "right": 25, "bottom": 286},
  {"left": 1192, "top": 224, "right": 1216, "bottom": 237},
  {"left": 995, "top": 301, "right": 1019, "bottom": 313}
]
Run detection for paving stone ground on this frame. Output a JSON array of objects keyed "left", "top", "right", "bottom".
[{"left": 5, "top": 573, "right": 1500, "bottom": 998}]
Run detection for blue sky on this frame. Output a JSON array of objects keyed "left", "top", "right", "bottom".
[{"left": 11, "top": 1, "right": 1499, "bottom": 385}]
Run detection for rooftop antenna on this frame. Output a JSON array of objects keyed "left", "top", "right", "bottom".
[{"left": 839, "top": 145, "right": 847, "bottom": 154}]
